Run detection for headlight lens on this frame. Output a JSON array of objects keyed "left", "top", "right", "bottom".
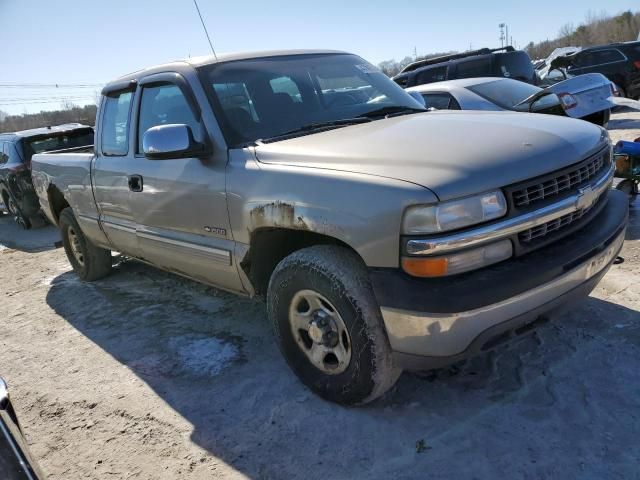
[{"left": 402, "top": 190, "right": 507, "bottom": 234}]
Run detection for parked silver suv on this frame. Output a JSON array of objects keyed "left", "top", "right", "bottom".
[{"left": 32, "top": 51, "right": 628, "bottom": 405}]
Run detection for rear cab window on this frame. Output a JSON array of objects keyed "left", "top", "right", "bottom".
[
  {"left": 23, "top": 129, "right": 94, "bottom": 160},
  {"left": 101, "top": 91, "right": 133, "bottom": 156}
]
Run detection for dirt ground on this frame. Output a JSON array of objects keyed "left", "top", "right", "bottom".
[{"left": 1, "top": 109, "right": 640, "bottom": 480}]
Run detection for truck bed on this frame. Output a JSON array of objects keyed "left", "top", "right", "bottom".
[{"left": 31, "top": 151, "right": 96, "bottom": 226}]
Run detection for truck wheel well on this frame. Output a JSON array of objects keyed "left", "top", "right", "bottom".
[
  {"left": 47, "top": 186, "right": 69, "bottom": 224},
  {"left": 242, "top": 228, "right": 355, "bottom": 295}
]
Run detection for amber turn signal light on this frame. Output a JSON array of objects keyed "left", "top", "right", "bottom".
[{"left": 401, "top": 257, "right": 449, "bottom": 277}]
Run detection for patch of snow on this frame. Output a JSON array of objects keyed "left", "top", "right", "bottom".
[{"left": 169, "top": 335, "right": 238, "bottom": 377}]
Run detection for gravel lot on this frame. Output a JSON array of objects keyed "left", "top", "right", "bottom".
[{"left": 2, "top": 110, "right": 639, "bottom": 480}]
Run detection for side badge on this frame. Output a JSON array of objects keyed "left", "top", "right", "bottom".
[{"left": 204, "top": 226, "right": 227, "bottom": 237}]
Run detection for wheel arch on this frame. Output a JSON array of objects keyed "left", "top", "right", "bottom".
[
  {"left": 46, "top": 184, "right": 70, "bottom": 225},
  {"left": 240, "top": 227, "right": 360, "bottom": 295}
]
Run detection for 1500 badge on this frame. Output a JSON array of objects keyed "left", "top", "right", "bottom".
[{"left": 204, "top": 226, "right": 227, "bottom": 236}]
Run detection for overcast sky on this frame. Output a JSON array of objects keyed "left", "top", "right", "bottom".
[{"left": 0, "top": 0, "right": 637, "bottom": 114}]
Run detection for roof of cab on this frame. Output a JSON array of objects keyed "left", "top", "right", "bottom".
[
  {"left": 105, "top": 49, "right": 349, "bottom": 90},
  {"left": 0, "top": 123, "right": 92, "bottom": 139}
]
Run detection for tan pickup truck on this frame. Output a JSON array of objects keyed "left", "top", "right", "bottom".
[{"left": 32, "top": 50, "right": 628, "bottom": 405}]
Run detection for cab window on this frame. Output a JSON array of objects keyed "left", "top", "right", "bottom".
[
  {"left": 101, "top": 91, "right": 133, "bottom": 156},
  {"left": 137, "top": 84, "right": 200, "bottom": 153}
]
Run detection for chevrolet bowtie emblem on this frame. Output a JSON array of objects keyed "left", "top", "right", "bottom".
[{"left": 575, "top": 185, "right": 597, "bottom": 211}]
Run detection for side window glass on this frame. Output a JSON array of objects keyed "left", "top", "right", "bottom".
[
  {"left": 455, "top": 59, "right": 492, "bottom": 78},
  {"left": 0, "top": 143, "right": 7, "bottom": 164},
  {"left": 270, "top": 76, "right": 302, "bottom": 103},
  {"left": 573, "top": 53, "right": 593, "bottom": 68},
  {"left": 137, "top": 84, "right": 200, "bottom": 153},
  {"left": 416, "top": 66, "right": 447, "bottom": 85},
  {"left": 422, "top": 93, "right": 461, "bottom": 110},
  {"left": 594, "top": 49, "right": 625, "bottom": 64},
  {"left": 101, "top": 91, "right": 133, "bottom": 156}
]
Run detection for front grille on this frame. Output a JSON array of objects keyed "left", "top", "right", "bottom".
[
  {"left": 519, "top": 203, "right": 594, "bottom": 243},
  {"left": 509, "top": 148, "right": 608, "bottom": 209}
]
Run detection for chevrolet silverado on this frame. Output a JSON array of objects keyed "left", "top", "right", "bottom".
[{"left": 31, "top": 50, "right": 628, "bottom": 405}]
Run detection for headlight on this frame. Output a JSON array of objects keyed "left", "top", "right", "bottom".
[{"left": 402, "top": 190, "right": 507, "bottom": 234}]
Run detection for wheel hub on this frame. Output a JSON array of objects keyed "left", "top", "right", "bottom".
[
  {"left": 288, "top": 290, "right": 352, "bottom": 375},
  {"left": 308, "top": 311, "right": 339, "bottom": 348}
]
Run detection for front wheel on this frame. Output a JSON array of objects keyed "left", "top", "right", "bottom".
[
  {"left": 59, "top": 207, "right": 112, "bottom": 281},
  {"left": 267, "top": 245, "right": 400, "bottom": 405}
]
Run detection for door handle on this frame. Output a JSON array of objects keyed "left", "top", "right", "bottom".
[{"left": 128, "top": 174, "right": 143, "bottom": 192}]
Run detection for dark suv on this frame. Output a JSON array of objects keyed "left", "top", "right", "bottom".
[
  {"left": 0, "top": 124, "right": 94, "bottom": 228},
  {"left": 392, "top": 46, "right": 537, "bottom": 88},
  {"left": 558, "top": 41, "right": 640, "bottom": 98}
]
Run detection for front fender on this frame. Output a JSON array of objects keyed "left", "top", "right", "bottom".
[{"left": 226, "top": 149, "right": 437, "bottom": 268}]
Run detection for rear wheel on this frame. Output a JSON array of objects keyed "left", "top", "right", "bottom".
[
  {"left": 59, "top": 207, "right": 112, "bottom": 281},
  {"left": 4, "top": 194, "right": 31, "bottom": 229},
  {"left": 267, "top": 245, "right": 400, "bottom": 405}
]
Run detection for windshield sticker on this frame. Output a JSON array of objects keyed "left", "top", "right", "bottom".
[{"left": 355, "top": 64, "right": 379, "bottom": 74}]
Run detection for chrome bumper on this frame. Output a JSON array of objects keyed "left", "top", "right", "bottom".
[
  {"left": 381, "top": 227, "right": 625, "bottom": 359},
  {"left": 406, "top": 163, "right": 615, "bottom": 256}
]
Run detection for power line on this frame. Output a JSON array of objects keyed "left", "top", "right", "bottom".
[
  {"left": 192, "top": 0, "right": 218, "bottom": 60},
  {"left": 0, "top": 83, "right": 103, "bottom": 88}
]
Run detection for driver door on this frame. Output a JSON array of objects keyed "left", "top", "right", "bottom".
[{"left": 127, "top": 73, "right": 243, "bottom": 292}]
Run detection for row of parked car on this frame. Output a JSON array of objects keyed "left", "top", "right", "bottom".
[{"left": 2, "top": 42, "right": 640, "bottom": 476}]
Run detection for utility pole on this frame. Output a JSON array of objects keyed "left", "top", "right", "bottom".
[
  {"left": 505, "top": 24, "right": 509, "bottom": 46},
  {"left": 499, "top": 23, "right": 505, "bottom": 47},
  {"left": 413, "top": 46, "right": 417, "bottom": 60}
]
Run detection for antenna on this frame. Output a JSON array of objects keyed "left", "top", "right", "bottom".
[{"left": 192, "top": 0, "right": 218, "bottom": 60}]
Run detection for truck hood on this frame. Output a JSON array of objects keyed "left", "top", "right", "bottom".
[{"left": 254, "top": 111, "right": 607, "bottom": 201}]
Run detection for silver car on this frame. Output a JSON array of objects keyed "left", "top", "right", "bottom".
[{"left": 407, "top": 75, "right": 614, "bottom": 126}]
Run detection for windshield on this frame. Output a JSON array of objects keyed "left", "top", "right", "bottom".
[
  {"left": 24, "top": 129, "right": 94, "bottom": 158},
  {"left": 467, "top": 79, "right": 543, "bottom": 109},
  {"left": 198, "top": 53, "right": 425, "bottom": 146}
]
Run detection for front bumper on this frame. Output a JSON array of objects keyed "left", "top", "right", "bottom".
[{"left": 372, "top": 189, "right": 628, "bottom": 370}]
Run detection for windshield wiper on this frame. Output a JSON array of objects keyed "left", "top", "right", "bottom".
[
  {"left": 256, "top": 118, "right": 372, "bottom": 144},
  {"left": 357, "top": 106, "right": 426, "bottom": 119}
]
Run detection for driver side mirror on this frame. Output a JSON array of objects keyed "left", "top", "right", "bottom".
[{"left": 143, "top": 124, "right": 208, "bottom": 160}]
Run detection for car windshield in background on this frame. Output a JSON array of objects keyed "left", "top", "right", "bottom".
[
  {"left": 199, "top": 53, "right": 425, "bottom": 146},
  {"left": 467, "top": 79, "right": 543, "bottom": 110},
  {"left": 25, "top": 129, "right": 94, "bottom": 157}
]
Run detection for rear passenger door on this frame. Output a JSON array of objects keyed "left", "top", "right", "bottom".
[
  {"left": 127, "top": 73, "right": 242, "bottom": 292},
  {"left": 93, "top": 86, "right": 140, "bottom": 257}
]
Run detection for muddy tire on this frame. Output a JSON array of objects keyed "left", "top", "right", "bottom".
[
  {"left": 59, "top": 207, "right": 112, "bottom": 281},
  {"left": 267, "top": 245, "right": 401, "bottom": 405}
]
